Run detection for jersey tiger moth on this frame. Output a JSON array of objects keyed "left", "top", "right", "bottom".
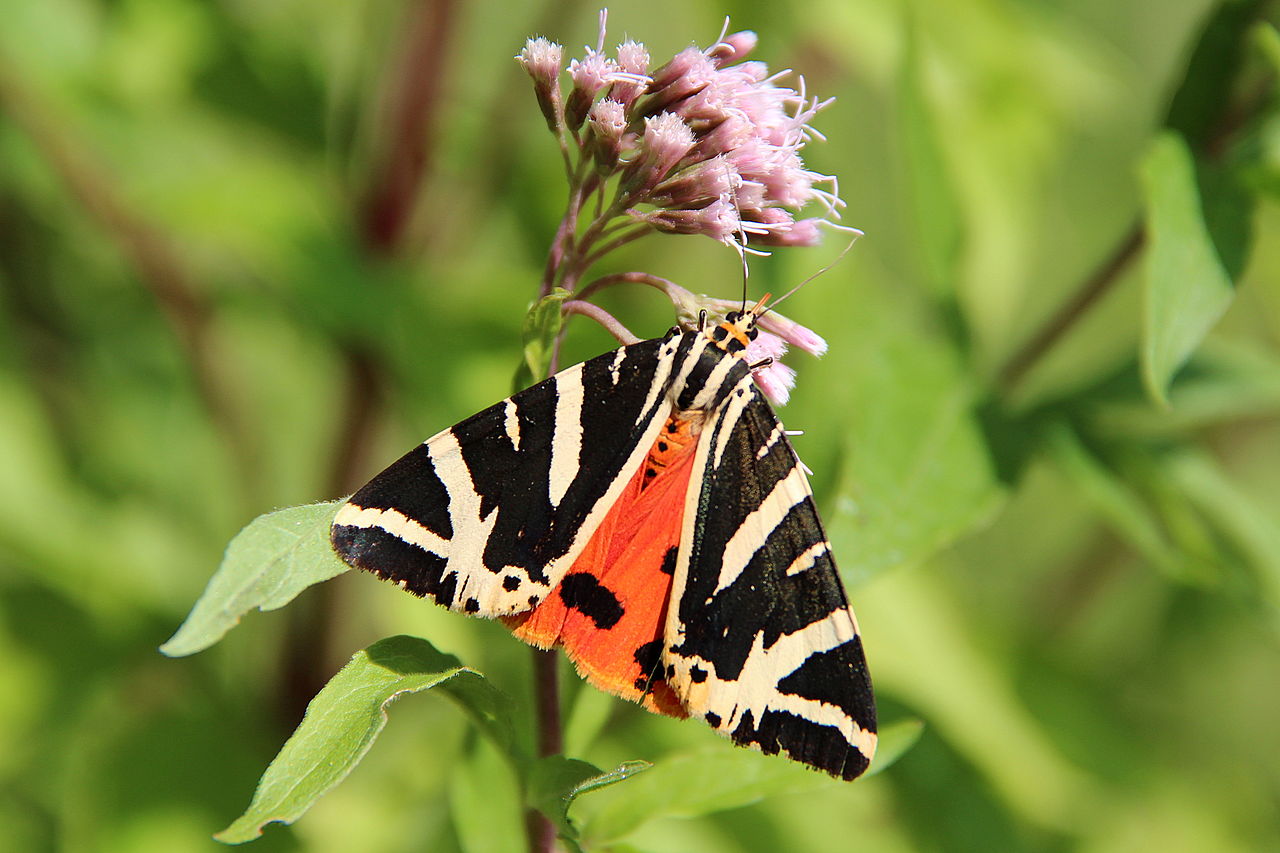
[{"left": 330, "top": 299, "right": 877, "bottom": 780}]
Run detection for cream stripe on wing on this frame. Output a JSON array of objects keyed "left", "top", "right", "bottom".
[
  {"left": 784, "top": 540, "right": 831, "bottom": 576},
  {"left": 710, "top": 380, "right": 756, "bottom": 470},
  {"left": 706, "top": 613, "right": 875, "bottom": 757},
  {"left": 712, "top": 464, "right": 809, "bottom": 595},
  {"left": 333, "top": 504, "right": 449, "bottom": 555},
  {"left": 547, "top": 371, "right": 584, "bottom": 508},
  {"left": 503, "top": 398, "right": 520, "bottom": 451},
  {"left": 609, "top": 347, "right": 627, "bottom": 385},
  {"left": 429, "top": 431, "right": 500, "bottom": 574}
]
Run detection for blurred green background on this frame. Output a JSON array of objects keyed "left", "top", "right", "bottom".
[{"left": 3, "top": 0, "right": 1280, "bottom": 850}]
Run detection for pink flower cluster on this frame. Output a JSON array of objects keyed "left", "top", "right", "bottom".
[
  {"left": 517, "top": 14, "right": 845, "bottom": 405},
  {"left": 517, "top": 19, "right": 843, "bottom": 248}
]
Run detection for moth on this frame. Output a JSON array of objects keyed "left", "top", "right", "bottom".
[{"left": 331, "top": 298, "right": 877, "bottom": 780}]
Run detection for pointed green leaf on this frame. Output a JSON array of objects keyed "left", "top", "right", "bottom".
[
  {"left": 528, "top": 756, "right": 650, "bottom": 844},
  {"left": 216, "top": 635, "right": 518, "bottom": 844},
  {"left": 1139, "top": 132, "right": 1236, "bottom": 406},
  {"left": 514, "top": 288, "right": 571, "bottom": 391},
  {"left": 581, "top": 748, "right": 845, "bottom": 845},
  {"left": 161, "top": 501, "right": 348, "bottom": 657}
]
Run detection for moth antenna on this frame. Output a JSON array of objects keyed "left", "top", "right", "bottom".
[
  {"left": 763, "top": 225, "right": 863, "bottom": 317},
  {"left": 719, "top": 159, "right": 751, "bottom": 312}
]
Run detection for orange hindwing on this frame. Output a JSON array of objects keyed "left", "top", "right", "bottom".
[{"left": 504, "top": 414, "right": 702, "bottom": 717}]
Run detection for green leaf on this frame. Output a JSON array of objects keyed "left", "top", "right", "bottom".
[
  {"left": 160, "top": 501, "right": 348, "bottom": 657},
  {"left": 528, "top": 756, "right": 650, "bottom": 845},
  {"left": 513, "top": 288, "right": 570, "bottom": 391},
  {"left": 1139, "top": 132, "right": 1236, "bottom": 406},
  {"left": 580, "top": 748, "right": 842, "bottom": 846},
  {"left": 1044, "top": 422, "right": 1178, "bottom": 572},
  {"left": 1165, "top": 451, "right": 1280, "bottom": 611},
  {"left": 865, "top": 717, "right": 926, "bottom": 777},
  {"left": 1091, "top": 340, "right": 1280, "bottom": 438},
  {"left": 216, "top": 635, "right": 518, "bottom": 844},
  {"left": 1162, "top": 0, "right": 1266, "bottom": 148}
]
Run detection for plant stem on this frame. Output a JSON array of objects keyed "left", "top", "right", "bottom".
[
  {"left": 359, "top": 0, "right": 459, "bottom": 255},
  {"left": 996, "top": 224, "right": 1143, "bottom": 395},
  {"left": 526, "top": 650, "right": 562, "bottom": 853},
  {"left": 576, "top": 270, "right": 687, "bottom": 303}
]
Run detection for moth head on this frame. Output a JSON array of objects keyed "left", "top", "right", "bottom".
[{"left": 708, "top": 294, "right": 769, "bottom": 353}]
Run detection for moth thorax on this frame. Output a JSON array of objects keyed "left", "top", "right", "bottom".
[{"left": 707, "top": 310, "right": 760, "bottom": 354}]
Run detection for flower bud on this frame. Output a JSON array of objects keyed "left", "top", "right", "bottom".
[
  {"left": 566, "top": 52, "right": 619, "bottom": 130},
  {"left": 586, "top": 99, "right": 628, "bottom": 172},
  {"left": 611, "top": 40, "right": 651, "bottom": 108},
  {"left": 707, "top": 30, "right": 758, "bottom": 67},
  {"left": 517, "top": 37, "right": 564, "bottom": 130}
]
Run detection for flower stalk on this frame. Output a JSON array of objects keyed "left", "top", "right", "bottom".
[{"left": 515, "top": 13, "right": 847, "bottom": 852}]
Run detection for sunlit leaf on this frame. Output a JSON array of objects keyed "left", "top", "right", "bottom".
[
  {"left": 1139, "top": 132, "right": 1236, "bottom": 406},
  {"left": 216, "top": 635, "right": 517, "bottom": 844},
  {"left": 160, "top": 501, "right": 348, "bottom": 657}
]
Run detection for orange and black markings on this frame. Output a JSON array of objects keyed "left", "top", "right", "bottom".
[
  {"left": 504, "top": 414, "right": 703, "bottom": 718},
  {"left": 333, "top": 311, "right": 877, "bottom": 781}
]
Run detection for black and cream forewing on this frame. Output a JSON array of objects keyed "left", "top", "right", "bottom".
[
  {"left": 663, "top": 378, "right": 878, "bottom": 780},
  {"left": 332, "top": 335, "right": 680, "bottom": 616}
]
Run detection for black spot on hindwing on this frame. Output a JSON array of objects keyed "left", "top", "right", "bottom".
[
  {"left": 633, "top": 639, "right": 665, "bottom": 691},
  {"left": 558, "top": 572, "right": 624, "bottom": 629}
]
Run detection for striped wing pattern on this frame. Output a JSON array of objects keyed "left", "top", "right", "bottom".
[
  {"left": 331, "top": 314, "right": 876, "bottom": 780},
  {"left": 664, "top": 379, "right": 877, "bottom": 780},
  {"left": 332, "top": 337, "right": 675, "bottom": 615}
]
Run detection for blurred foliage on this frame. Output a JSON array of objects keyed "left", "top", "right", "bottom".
[{"left": 2, "top": 0, "right": 1280, "bottom": 851}]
